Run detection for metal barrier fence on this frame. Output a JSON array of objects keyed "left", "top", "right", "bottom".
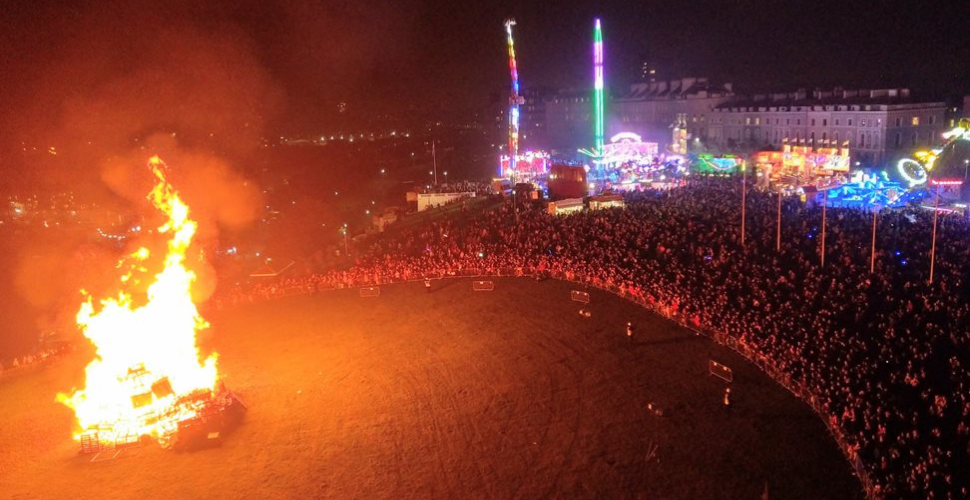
[{"left": 223, "top": 268, "right": 877, "bottom": 499}]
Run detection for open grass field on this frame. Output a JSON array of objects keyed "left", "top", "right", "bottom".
[{"left": 0, "top": 278, "right": 862, "bottom": 500}]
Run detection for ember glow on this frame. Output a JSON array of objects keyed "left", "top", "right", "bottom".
[{"left": 58, "top": 156, "right": 218, "bottom": 444}]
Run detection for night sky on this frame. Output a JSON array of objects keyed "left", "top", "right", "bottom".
[{"left": 1, "top": 0, "right": 968, "bottom": 145}]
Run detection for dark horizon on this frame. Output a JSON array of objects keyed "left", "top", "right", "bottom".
[{"left": 1, "top": 0, "right": 968, "bottom": 145}]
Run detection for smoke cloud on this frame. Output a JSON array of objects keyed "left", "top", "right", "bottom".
[{"left": 6, "top": 2, "right": 284, "bottom": 353}]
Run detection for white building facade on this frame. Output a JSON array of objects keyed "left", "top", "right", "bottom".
[
  {"left": 710, "top": 88, "right": 946, "bottom": 165},
  {"left": 543, "top": 78, "right": 735, "bottom": 151}
]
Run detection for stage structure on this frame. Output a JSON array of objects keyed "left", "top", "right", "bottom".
[
  {"left": 754, "top": 140, "right": 851, "bottom": 188},
  {"left": 595, "top": 132, "right": 659, "bottom": 165},
  {"left": 499, "top": 150, "right": 550, "bottom": 180}
]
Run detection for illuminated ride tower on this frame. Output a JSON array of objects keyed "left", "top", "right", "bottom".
[
  {"left": 504, "top": 19, "right": 523, "bottom": 179},
  {"left": 579, "top": 18, "right": 607, "bottom": 182},
  {"left": 592, "top": 18, "right": 605, "bottom": 156}
]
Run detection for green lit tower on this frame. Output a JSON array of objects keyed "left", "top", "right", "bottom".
[{"left": 593, "top": 18, "right": 605, "bottom": 155}]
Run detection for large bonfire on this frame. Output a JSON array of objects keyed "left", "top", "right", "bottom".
[{"left": 58, "top": 156, "right": 221, "bottom": 449}]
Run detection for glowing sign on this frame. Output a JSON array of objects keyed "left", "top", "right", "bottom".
[
  {"left": 929, "top": 179, "right": 964, "bottom": 186},
  {"left": 500, "top": 150, "right": 550, "bottom": 178},
  {"left": 610, "top": 132, "right": 642, "bottom": 143}
]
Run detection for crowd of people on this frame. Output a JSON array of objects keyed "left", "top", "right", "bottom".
[
  {"left": 0, "top": 343, "right": 70, "bottom": 377},
  {"left": 417, "top": 180, "right": 495, "bottom": 196},
  {"left": 218, "top": 178, "right": 968, "bottom": 500}
]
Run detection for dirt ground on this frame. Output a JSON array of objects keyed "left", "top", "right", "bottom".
[{"left": 0, "top": 278, "right": 862, "bottom": 500}]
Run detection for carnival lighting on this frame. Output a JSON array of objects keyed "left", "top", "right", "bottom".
[
  {"left": 610, "top": 132, "right": 641, "bottom": 143},
  {"left": 592, "top": 18, "right": 605, "bottom": 155},
  {"left": 897, "top": 158, "right": 929, "bottom": 186},
  {"left": 504, "top": 19, "right": 522, "bottom": 176}
]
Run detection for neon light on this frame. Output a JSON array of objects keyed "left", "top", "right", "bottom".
[
  {"left": 694, "top": 154, "right": 743, "bottom": 173},
  {"left": 929, "top": 179, "right": 964, "bottom": 186},
  {"left": 499, "top": 150, "right": 550, "bottom": 178},
  {"left": 610, "top": 132, "right": 642, "bottom": 143},
  {"left": 942, "top": 126, "right": 969, "bottom": 142},
  {"left": 593, "top": 18, "right": 605, "bottom": 154},
  {"left": 897, "top": 158, "right": 928, "bottom": 186},
  {"left": 504, "top": 19, "right": 521, "bottom": 176}
]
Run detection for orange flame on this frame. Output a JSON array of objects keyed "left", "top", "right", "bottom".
[{"left": 58, "top": 156, "right": 218, "bottom": 443}]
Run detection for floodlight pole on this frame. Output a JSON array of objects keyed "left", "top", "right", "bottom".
[
  {"left": 870, "top": 208, "right": 877, "bottom": 274},
  {"left": 820, "top": 189, "right": 827, "bottom": 268},
  {"left": 929, "top": 185, "right": 940, "bottom": 284},
  {"left": 432, "top": 140, "right": 438, "bottom": 186},
  {"left": 776, "top": 191, "right": 782, "bottom": 252},
  {"left": 740, "top": 167, "right": 747, "bottom": 247}
]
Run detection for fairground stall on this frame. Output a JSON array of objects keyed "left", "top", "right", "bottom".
[
  {"left": 753, "top": 140, "right": 850, "bottom": 189},
  {"left": 691, "top": 154, "right": 744, "bottom": 175},
  {"left": 499, "top": 150, "right": 551, "bottom": 184}
]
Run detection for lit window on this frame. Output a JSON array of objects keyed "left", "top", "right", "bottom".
[{"left": 911, "top": 116, "right": 919, "bottom": 126}]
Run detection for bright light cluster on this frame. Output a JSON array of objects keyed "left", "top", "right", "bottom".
[
  {"left": 58, "top": 156, "right": 219, "bottom": 444},
  {"left": 504, "top": 19, "right": 521, "bottom": 176},
  {"left": 592, "top": 18, "right": 605, "bottom": 154}
]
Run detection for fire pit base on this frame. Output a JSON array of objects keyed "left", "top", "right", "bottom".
[
  {"left": 79, "top": 387, "right": 246, "bottom": 455},
  {"left": 172, "top": 390, "right": 247, "bottom": 452}
]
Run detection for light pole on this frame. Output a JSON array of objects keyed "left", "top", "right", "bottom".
[
  {"left": 740, "top": 165, "right": 747, "bottom": 247},
  {"left": 870, "top": 208, "right": 877, "bottom": 274},
  {"left": 341, "top": 223, "right": 349, "bottom": 256},
  {"left": 929, "top": 185, "right": 940, "bottom": 284},
  {"left": 432, "top": 140, "right": 438, "bottom": 185},
  {"left": 776, "top": 190, "right": 782, "bottom": 252},
  {"left": 820, "top": 189, "right": 828, "bottom": 268}
]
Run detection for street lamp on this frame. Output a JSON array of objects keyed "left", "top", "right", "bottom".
[{"left": 340, "top": 223, "right": 349, "bottom": 255}]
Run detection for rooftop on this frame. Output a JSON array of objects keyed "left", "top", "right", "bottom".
[{"left": 715, "top": 88, "right": 945, "bottom": 110}]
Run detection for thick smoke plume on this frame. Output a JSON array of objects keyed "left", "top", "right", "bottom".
[{"left": 8, "top": 2, "right": 283, "bottom": 351}]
